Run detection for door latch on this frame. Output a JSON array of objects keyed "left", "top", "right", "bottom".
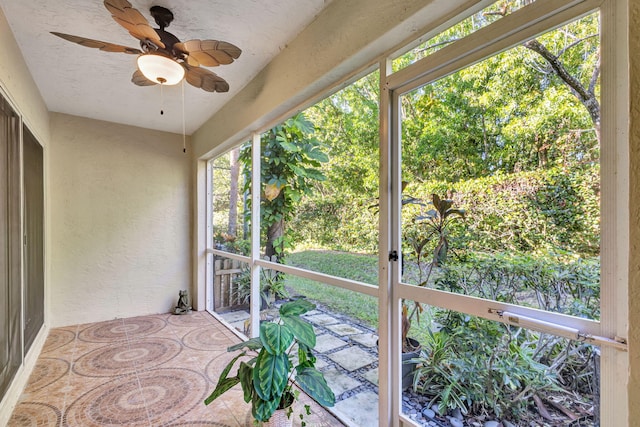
[{"left": 389, "top": 250, "right": 399, "bottom": 262}]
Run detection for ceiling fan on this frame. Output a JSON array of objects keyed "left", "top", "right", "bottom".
[{"left": 51, "top": 0, "right": 241, "bottom": 93}]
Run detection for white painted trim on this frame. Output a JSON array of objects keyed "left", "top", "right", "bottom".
[
  {"left": 249, "top": 133, "right": 261, "bottom": 339},
  {"left": 397, "top": 284, "right": 601, "bottom": 337},
  {"left": 390, "top": 86, "right": 404, "bottom": 427},
  {"left": 208, "top": 248, "right": 250, "bottom": 264},
  {"left": 386, "top": 0, "right": 495, "bottom": 64},
  {"left": 254, "top": 258, "right": 378, "bottom": 298},
  {"left": 399, "top": 413, "right": 420, "bottom": 427},
  {"left": 388, "top": 0, "right": 601, "bottom": 95},
  {"left": 599, "top": 0, "right": 629, "bottom": 422},
  {"left": 378, "top": 57, "right": 393, "bottom": 427},
  {"left": 204, "top": 160, "right": 214, "bottom": 312}
]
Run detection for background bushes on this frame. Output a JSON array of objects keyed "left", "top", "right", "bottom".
[{"left": 290, "top": 164, "right": 599, "bottom": 258}]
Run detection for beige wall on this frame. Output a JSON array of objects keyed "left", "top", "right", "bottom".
[
  {"left": 49, "top": 113, "right": 192, "bottom": 327},
  {"left": 628, "top": 0, "right": 639, "bottom": 419}
]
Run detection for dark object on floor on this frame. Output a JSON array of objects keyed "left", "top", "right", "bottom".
[{"left": 173, "top": 290, "right": 192, "bottom": 315}]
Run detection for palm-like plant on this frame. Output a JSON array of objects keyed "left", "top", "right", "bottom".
[{"left": 402, "top": 194, "right": 466, "bottom": 350}]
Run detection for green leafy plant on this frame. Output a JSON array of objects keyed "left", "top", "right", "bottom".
[
  {"left": 413, "top": 319, "right": 560, "bottom": 420},
  {"left": 240, "top": 113, "right": 329, "bottom": 261},
  {"left": 401, "top": 193, "right": 466, "bottom": 351},
  {"left": 233, "top": 263, "right": 289, "bottom": 309},
  {"left": 204, "top": 299, "right": 335, "bottom": 423}
]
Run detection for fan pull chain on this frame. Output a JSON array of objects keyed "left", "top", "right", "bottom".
[
  {"left": 182, "top": 79, "right": 186, "bottom": 153},
  {"left": 160, "top": 83, "right": 164, "bottom": 115}
]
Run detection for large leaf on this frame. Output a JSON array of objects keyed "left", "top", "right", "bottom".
[
  {"left": 297, "top": 342, "right": 316, "bottom": 368},
  {"left": 238, "top": 361, "right": 254, "bottom": 403},
  {"left": 215, "top": 351, "right": 245, "bottom": 385},
  {"left": 281, "top": 315, "right": 316, "bottom": 348},
  {"left": 253, "top": 350, "right": 289, "bottom": 401},
  {"left": 307, "top": 148, "right": 329, "bottom": 163},
  {"left": 444, "top": 208, "right": 466, "bottom": 219},
  {"left": 279, "top": 141, "right": 299, "bottom": 152},
  {"left": 302, "top": 168, "right": 327, "bottom": 181},
  {"left": 204, "top": 376, "right": 240, "bottom": 405},
  {"left": 279, "top": 299, "right": 315, "bottom": 317},
  {"left": 260, "top": 322, "right": 294, "bottom": 355},
  {"left": 295, "top": 367, "right": 335, "bottom": 407},
  {"left": 227, "top": 337, "right": 263, "bottom": 352},
  {"left": 252, "top": 395, "right": 280, "bottom": 422},
  {"left": 264, "top": 182, "right": 282, "bottom": 201}
]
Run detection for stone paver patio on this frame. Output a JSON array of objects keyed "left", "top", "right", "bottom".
[{"left": 219, "top": 303, "right": 444, "bottom": 427}]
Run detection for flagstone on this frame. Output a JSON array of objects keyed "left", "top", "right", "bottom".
[
  {"left": 333, "top": 391, "right": 379, "bottom": 427},
  {"left": 325, "top": 323, "right": 363, "bottom": 336},
  {"left": 322, "top": 368, "right": 362, "bottom": 396},
  {"left": 315, "top": 334, "right": 348, "bottom": 353},
  {"left": 328, "top": 347, "right": 376, "bottom": 371}
]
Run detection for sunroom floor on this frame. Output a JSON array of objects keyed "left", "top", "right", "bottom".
[{"left": 9, "top": 311, "right": 344, "bottom": 426}]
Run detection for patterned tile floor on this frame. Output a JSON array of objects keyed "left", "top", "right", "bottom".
[{"left": 8, "top": 311, "right": 344, "bottom": 427}]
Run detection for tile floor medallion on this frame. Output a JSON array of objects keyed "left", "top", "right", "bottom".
[{"left": 9, "top": 312, "right": 344, "bottom": 427}]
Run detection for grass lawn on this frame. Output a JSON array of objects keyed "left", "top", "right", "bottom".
[
  {"left": 283, "top": 248, "right": 435, "bottom": 343},
  {"left": 284, "top": 249, "right": 380, "bottom": 329}
]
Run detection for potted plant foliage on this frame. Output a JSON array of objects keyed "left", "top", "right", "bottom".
[
  {"left": 401, "top": 193, "right": 465, "bottom": 388},
  {"left": 204, "top": 298, "right": 335, "bottom": 426}
]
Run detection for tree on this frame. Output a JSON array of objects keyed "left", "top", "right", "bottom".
[
  {"left": 396, "top": 8, "right": 599, "bottom": 184},
  {"left": 523, "top": 20, "right": 600, "bottom": 143},
  {"left": 241, "top": 113, "right": 328, "bottom": 261}
]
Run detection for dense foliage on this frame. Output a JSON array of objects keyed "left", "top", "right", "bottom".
[
  {"left": 215, "top": 3, "right": 602, "bottom": 424},
  {"left": 239, "top": 113, "right": 328, "bottom": 259}
]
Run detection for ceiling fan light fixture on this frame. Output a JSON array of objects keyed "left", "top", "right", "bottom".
[{"left": 137, "top": 53, "right": 184, "bottom": 85}]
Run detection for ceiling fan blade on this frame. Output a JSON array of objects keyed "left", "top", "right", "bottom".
[
  {"left": 103, "top": 0, "right": 164, "bottom": 48},
  {"left": 174, "top": 40, "right": 242, "bottom": 67},
  {"left": 185, "top": 55, "right": 200, "bottom": 67},
  {"left": 183, "top": 65, "right": 229, "bottom": 93},
  {"left": 131, "top": 69, "right": 157, "bottom": 86},
  {"left": 51, "top": 32, "right": 141, "bottom": 54}
]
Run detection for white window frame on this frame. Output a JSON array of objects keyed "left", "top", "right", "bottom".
[
  {"left": 202, "top": 0, "right": 629, "bottom": 425},
  {"left": 380, "top": 0, "right": 628, "bottom": 425}
]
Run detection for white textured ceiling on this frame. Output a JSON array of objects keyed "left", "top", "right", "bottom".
[{"left": 0, "top": 0, "right": 331, "bottom": 134}]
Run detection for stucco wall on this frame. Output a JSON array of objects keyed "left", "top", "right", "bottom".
[
  {"left": 49, "top": 113, "right": 191, "bottom": 327},
  {"left": 628, "top": 0, "right": 639, "bottom": 419}
]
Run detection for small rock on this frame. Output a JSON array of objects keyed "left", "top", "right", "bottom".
[
  {"left": 484, "top": 422, "right": 500, "bottom": 427},
  {"left": 422, "top": 408, "right": 435, "bottom": 419},
  {"left": 449, "top": 418, "right": 464, "bottom": 427},
  {"left": 431, "top": 402, "right": 441, "bottom": 415},
  {"left": 452, "top": 408, "right": 463, "bottom": 420},
  {"left": 503, "top": 422, "right": 516, "bottom": 427}
]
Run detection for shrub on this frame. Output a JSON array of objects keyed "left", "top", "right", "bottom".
[
  {"left": 433, "top": 251, "right": 600, "bottom": 319},
  {"left": 410, "top": 251, "right": 600, "bottom": 422},
  {"left": 407, "top": 165, "right": 600, "bottom": 256},
  {"left": 291, "top": 165, "right": 600, "bottom": 257},
  {"left": 413, "top": 321, "right": 559, "bottom": 420}
]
